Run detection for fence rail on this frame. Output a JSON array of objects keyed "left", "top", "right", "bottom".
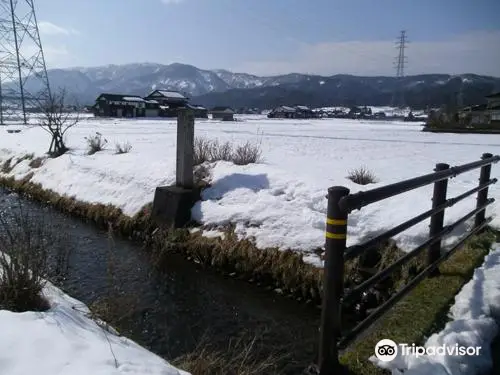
[{"left": 318, "top": 153, "right": 500, "bottom": 375}]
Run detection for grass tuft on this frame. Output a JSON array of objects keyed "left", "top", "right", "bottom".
[
  {"left": 86, "top": 132, "right": 108, "bottom": 155},
  {"left": 1, "top": 158, "right": 12, "bottom": 173},
  {"left": 347, "top": 166, "right": 378, "bottom": 185},
  {"left": 194, "top": 137, "right": 263, "bottom": 166}
]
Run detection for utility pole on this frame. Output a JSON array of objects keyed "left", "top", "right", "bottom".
[{"left": 391, "top": 30, "right": 408, "bottom": 110}]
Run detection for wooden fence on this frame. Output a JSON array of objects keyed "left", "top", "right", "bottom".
[{"left": 318, "top": 153, "right": 500, "bottom": 374}]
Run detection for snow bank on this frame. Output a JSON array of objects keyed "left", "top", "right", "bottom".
[
  {"left": 370, "top": 243, "right": 500, "bottom": 375},
  {"left": 0, "top": 280, "right": 189, "bottom": 375},
  {"left": 2, "top": 116, "right": 500, "bottom": 266}
]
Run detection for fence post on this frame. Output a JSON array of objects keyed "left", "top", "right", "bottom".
[
  {"left": 428, "top": 163, "right": 450, "bottom": 276},
  {"left": 475, "top": 153, "right": 493, "bottom": 229},
  {"left": 319, "top": 186, "right": 350, "bottom": 375}
]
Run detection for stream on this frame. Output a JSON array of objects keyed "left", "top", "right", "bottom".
[{"left": 0, "top": 188, "right": 320, "bottom": 374}]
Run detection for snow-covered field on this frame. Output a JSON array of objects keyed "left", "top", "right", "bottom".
[
  {"left": 371, "top": 243, "right": 500, "bottom": 375},
  {"left": 0, "top": 280, "right": 188, "bottom": 375},
  {"left": 2, "top": 115, "right": 500, "bottom": 266}
]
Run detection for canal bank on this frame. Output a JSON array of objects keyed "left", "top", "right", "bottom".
[{"left": 0, "top": 188, "right": 321, "bottom": 374}]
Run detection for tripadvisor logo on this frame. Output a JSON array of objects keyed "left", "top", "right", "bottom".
[
  {"left": 375, "top": 339, "right": 482, "bottom": 362},
  {"left": 375, "top": 339, "right": 398, "bottom": 362}
]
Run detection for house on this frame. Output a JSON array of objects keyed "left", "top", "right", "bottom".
[
  {"left": 294, "top": 105, "right": 315, "bottom": 119},
  {"left": 459, "top": 104, "right": 489, "bottom": 125},
  {"left": 268, "top": 106, "right": 297, "bottom": 118},
  {"left": 211, "top": 106, "right": 235, "bottom": 121},
  {"left": 187, "top": 104, "right": 209, "bottom": 119},
  {"left": 93, "top": 93, "right": 159, "bottom": 118},
  {"left": 458, "top": 91, "right": 500, "bottom": 127},
  {"left": 348, "top": 106, "right": 372, "bottom": 119},
  {"left": 144, "top": 90, "right": 189, "bottom": 117},
  {"left": 486, "top": 92, "right": 500, "bottom": 125}
]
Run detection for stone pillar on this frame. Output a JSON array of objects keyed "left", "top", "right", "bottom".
[
  {"left": 151, "top": 108, "right": 199, "bottom": 228},
  {"left": 176, "top": 109, "right": 194, "bottom": 188}
]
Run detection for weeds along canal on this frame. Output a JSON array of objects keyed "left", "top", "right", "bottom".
[{"left": 0, "top": 188, "right": 320, "bottom": 374}]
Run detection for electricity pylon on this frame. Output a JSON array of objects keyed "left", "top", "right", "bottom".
[{"left": 0, "top": 0, "right": 51, "bottom": 124}]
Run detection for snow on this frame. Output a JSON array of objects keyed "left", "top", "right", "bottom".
[
  {"left": 157, "top": 90, "right": 187, "bottom": 99},
  {"left": 0, "top": 280, "right": 189, "bottom": 375},
  {"left": 370, "top": 243, "right": 500, "bottom": 375},
  {"left": 1, "top": 115, "right": 500, "bottom": 267},
  {"left": 122, "top": 97, "right": 145, "bottom": 102}
]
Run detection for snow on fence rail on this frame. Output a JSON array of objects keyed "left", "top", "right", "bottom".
[{"left": 317, "top": 153, "right": 500, "bottom": 374}]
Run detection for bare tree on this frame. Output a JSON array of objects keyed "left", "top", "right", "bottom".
[{"left": 37, "top": 89, "right": 79, "bottom": 157}]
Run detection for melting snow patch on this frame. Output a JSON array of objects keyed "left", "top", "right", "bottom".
[
  {"left": 370, "top": 243, "right": 500, "bottom": 375},
  {"left": 0, "top": 281, "right": 189, "bottom": 375},
  {"left": 201, "top": 229, "right": 226, "bottom": 240}
]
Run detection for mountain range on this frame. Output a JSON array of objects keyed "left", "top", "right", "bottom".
[{"left": 30, "top": 62, "right": 500, "bottom": 109}]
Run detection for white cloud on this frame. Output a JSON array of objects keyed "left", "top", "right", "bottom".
[
  {"left": 38, "top": 21, "right": 79, "bottom": 36},
  {"left": 233, "top": 30, "right": 500, "bottom": 77}
]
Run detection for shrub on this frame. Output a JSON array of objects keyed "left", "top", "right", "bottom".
[
  {"left": 194, "top": 137, "right": 217, "bottom": 165},
  {"left": 115, "top": 141, "right": 132, "bottom": 154},
  {"left": 347, "top": 166, "right": 378, "bottom": 185},
  {"left": 85, "top": 132, "right": 108, "bottom": 155},
  {"left": 232, "top": 141, "right": 263, "bottom": 165},
  {"left": 0, "top": 206, "right": 47, "bottom": 311},
  {"left": 193, "top": 137, "right": 263, "bottom": 166},
  {"left": 0, "top": 201, "right": 72, "bottom": 312}
]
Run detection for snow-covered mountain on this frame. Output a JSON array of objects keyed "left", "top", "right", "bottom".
[{"left": 27, "top": 62, "right": 500, "bottom": 108}]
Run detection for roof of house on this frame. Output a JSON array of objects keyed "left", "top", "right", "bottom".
[
  {"left": 188, "top": 104, "right": 207, "bottom": 110},
  {"left": 274, "top": 105, "right": 296, "bottom": 112},
  {"left": 211, "top": 106, "right": 235, "bottom": 113},
  {"left": 146, "top": 90, "right": 188, "bottom": 101},
  {"left": 486, "top": 92, "right": 500, "bottom": 99},
  {"left": 123, "top": 96, "right": 146, "bottom": 102},
  {"left": 96, "top": 93, "right": 144, "bottom": 102},
  {"left": 295, "top": 105, "right": 311, "bottom": 111},
  {"left": 462, "top": 103, "right": 488, "bottom": 112}
]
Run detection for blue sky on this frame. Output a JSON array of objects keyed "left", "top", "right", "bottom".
[{"left": 35, "top": 0, "right": 500, "bottom": 76}]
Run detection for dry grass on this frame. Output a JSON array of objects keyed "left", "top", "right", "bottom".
[
  {"left": 194, "top": 137, "right": 263, "bottom": 166},
  {"left": 29, "top": 156, "right": 46, "bottom": 169},
  {"left": 86, "top": 132, "right": 108, "bottom": 155},
  {"left": 1, "top": 158, "right": 12, "bottom": 173},
  {"left": 347, "top": 166, "right": 378, "bottom": 185},
  {"left": 2, "top": 154, "right": 36, "bottom": 174},
  {"left": 172, "top": 332, "right": 287, "bottom": 375},
  {"left": 0, "top": 202, "right": 51, "bottom": 312},
  {"left": 115, "top": 141, "right": 132, "bottom": 155}
]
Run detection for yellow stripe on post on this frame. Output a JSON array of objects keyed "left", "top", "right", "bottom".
[
  {"left": 326, "top": 218, "right": 347, "bottom": 225},
  {"left": 326, "top": 232, "right": 347, "bottom": 240}
]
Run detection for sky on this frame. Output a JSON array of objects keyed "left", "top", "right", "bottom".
[{"left": 30, "top": 0, "right": 500, "bottom": 77}]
